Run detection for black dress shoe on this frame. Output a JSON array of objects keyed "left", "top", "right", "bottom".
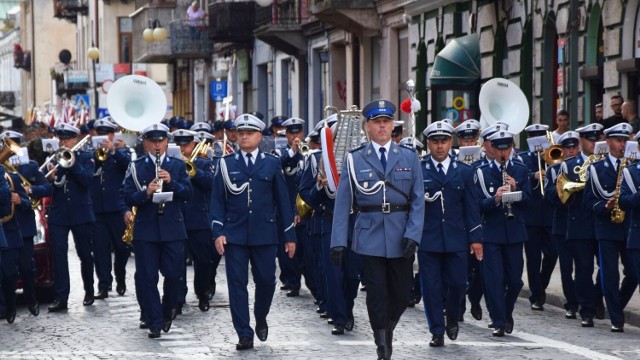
[
  {"left": 445, "top": 318, "right": 459, "bottom": 340},
  {"left": 148, "top": 329, "right": 161, "bottom": 339},
  {"left": 505, "top": 317, "right": 514, "bottom": 334},
  {"left": 345, "top": 317, "right": 354, "bottom": 331},
  {"left": 236, "top": 337, "right": 254, "bottom": 350},
  {"left": 429, "top": 334, "right": 444, "bottom": 347},
  {"left": 531, "top": 302, "right": 544, "bottom": 311},
  {"left": 565, "top": 309, "right": 577, "bottom": 319},
  {"left": 83, "top": 293, "right": 94, "bottom": 306},
  {"left": 5, "top": 308, "right": 16, "bottom": 324},
  {"left": 280, "top": 284, "right": 290, "bottom": 291},
  {"left": 95, "top": 289, "right": 109, "bottom": 300},
  {"left": 319, "top": 312, "right": 330, "bottom": 319},
  {"left": 407, "top": 298, "right": 416, "bottom": 308},
  {"left": 595, "top": 301, "right": 605, "bottom": 320},
  {"left": 360, "top": 285, "right": 367, "bottom": 292},
  {"left": 0, "top": 311, "right": 5, "bottom": 319},
  {"left": 470, "top": 304, "right": 482, "bottom": 321},
  {"left": 611, "top": 325, "right": 624, "bottom": 333},
  {"left": 139, "top": 320, "right": 148, "bottom": 329},
  {"left": 256, "top": 322, "right": 268, "bottom": 341},
  {"left": 48, "top": 300, "right": 68, "bottom": 312},
  {"left": 174, "top": 303, "right": 183, "bottom": 317},
  {"left": 286, "top": 289, "right": 300, "bottom": 297},
  {"left": 198, "top": 298, "right": 210, "bottom": 312},
  {"left": 28, "top": 301, "right": 40, "bottom": 316},
  {"left": 316, "top": 307, "right": 323, "bottom": 313},
  {"left": 581, "top": 317, "right": 594, "bottom": 327},
  {"left": 327, "top": 318, "right": 334, "bottom": 325},
  {"left": 331, "top": 325, "right": 345, "bottom": 335},
  {"left": 162, "top": 318, "right": 172, "bottom": 333},
  {"left": 116, "top": 282, "right": 126, "bottom": 296},
  {"left": 487, "top": 322, "right": 495, "bottom": 329},
  {"left": 493, "top": 328, "right": 505, "bottom": 337}
]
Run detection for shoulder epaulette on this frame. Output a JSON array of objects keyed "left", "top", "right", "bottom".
[
  {"left": 133, "top": 156, "right": 145, "bottom": 162},
  {"left": 349, "top": 145, "right": 365, "bottom": 153}
]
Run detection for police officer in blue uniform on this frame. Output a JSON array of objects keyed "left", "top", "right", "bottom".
[
  {"left": 0, "top": 167, "right": 9, "bottom": 320},
  {"left": 475, "top": 130, "right": 531, "bottom": 337},
  {"left": 521, "top": 124, "right": 556, "bottom": 310},
  {"left": 331, "top": 100, "right": 424, "bottom": 360},
  {"left": 173, "top": 129, "right": 217, "bottom": 312},
  {"left": 619, "top": 131, "right": 640, "bottom": 305},
  {"left": 90, "top": 118, "right": 132, "bottom": 298},
  {"left": 279, "top": 117, "right": 307, "bottom": 297},
  {"left": 121, "top": 123, "right": 193, "bottom": 338},
  {"left": 545, "top": 131, "right": 580, "bottom": 319},
  {"left": 419, "top": 121, "right": 483, "bottom": 347},
  {"left": 211, "top": 114, "right": 296, "bottom": 351},
  {"left": 0, "top": 158, "right": 27, "bottom": 323},
  {"left": 560, "top": 123, "right": 605, "bottom": 326},
  {"left": 583, "top": 122, "right": 638, "bottom": 332},
  {"left": 2, "top": 130, "right": 51, "bottom": 317},
  {"left": 46, "top": 123, "right": 96, "bottom": 312}
]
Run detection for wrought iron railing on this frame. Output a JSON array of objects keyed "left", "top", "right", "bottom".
[
  {"left": 134, "top": 0, "right": 176, "bottom": 9},
  {"left": 256, "top": 0, "right": 308, "bottom": 27},
  {"left": 169, "top": 19, "right": 213, "bottom": 57}
]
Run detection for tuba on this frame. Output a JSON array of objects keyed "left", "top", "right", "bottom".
[
  {"left": 479, "top": 78, "right": 530, "bottom": 135},
  {"left": 106, "top": 75, "right": 167, "bottom": 133},
  {"left": 320, "top": 106, "right": 365, "bottom": 192}
]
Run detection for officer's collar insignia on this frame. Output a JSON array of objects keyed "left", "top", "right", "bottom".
[
  {"left": 234, "top": 153, "right": 239, "bottom": 160},
  {"left": 393, "top": 147, "right": 398, "bottom": 153},
  {"left": 260, "top": 152, "right": 265, "bottom": 159}
]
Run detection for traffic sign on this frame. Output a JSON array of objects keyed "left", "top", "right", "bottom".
[
  {"left": 210, "top": 81, "right": 227, "bottom": 102},
  {"left": 74, "top": 94, "right": 90, "bottom": 108}
]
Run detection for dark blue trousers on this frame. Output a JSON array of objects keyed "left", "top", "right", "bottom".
[
  {"left": 482, "top": 242, "right": 524, "bottom": 329},
  {"left": 17, "top": 237, "right": 36, "bottom": 302},
  {"left": 555, "top": 235, "right": 578, "bottom": 311},
  {"left": 93, "top": 212, "right": 130, "bottom": 291},
  {"left": 308, "top": 230, "right": 325, "bottom": 310},
  {"left": 419, "top": 251, "right": 467, "bottom": 336},
  {"left": 225, "top": 243, "right": 277, "bottom": 340},
  {"left": 524, "top": 225, "right": 556, "bottom": 304},
  {"left": 1, "top": 247, "right": 21, "bottom": 312},
  {"left": 465, "top": 254, "right": 484, "bottom": 310},
  {"left": 183, "top": 229, "right": 216, "bottom": 300},
  {"left": 133, "top": 240, "right": 184, "bottom": 331},
  {"left": 299, "top": 223, "right": 319, "bottom": 299},
  {"left": 568, "top": 238, "right": 597, "bottom": 318},
  {"left": 49, "top": 223, "right": 94, "bottom": 302},
  {"left": 277, "top": 222, "right": 300, "bottom": 290},
  {"left": 598, "top": 239, "right": 638, "bottom": 326}
]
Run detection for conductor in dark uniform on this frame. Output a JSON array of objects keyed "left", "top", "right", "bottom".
[
  {"left": 331, "top": 100, "right": 424, "bottom": 360},
  {"left": 121, "top": 123, "right": 193, "bottom": 338},
  {"left": 419, "top": 121, "right": 483, "bottom": 347},
  {"left": 46, "top": 123, "right": 96, "bottom": 312},
  {"left": 90, "top": 118, "right": 132, "bottom": 298},
  {"left": 474, "top": 130, "right": 531, "bottom": 337},
  {"left": 211, "top": 114, "right": 296, "bottom": 351},
  {"left": 583, "top": 122, "right": 638, "bottom": 332}
]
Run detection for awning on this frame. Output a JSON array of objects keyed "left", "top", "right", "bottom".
[{"left": 430, "top": 34, "right": 481, "bottom": 86}]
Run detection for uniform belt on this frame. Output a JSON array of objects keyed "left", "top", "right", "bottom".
[{"left": 355, "top": 204, "right": 409, "bottom": 213}]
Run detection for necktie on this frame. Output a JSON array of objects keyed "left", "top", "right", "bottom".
[
  {"left": 616, "top": 158, "right": 621, "bottom": 170},
  {"left": 437, "top": 163, "right": 444, "bottom": 179},
  {"left": 379, "top": 147, "right": 387, "bottom": 171},
  {"left": 246, "top": 153, "right": 254, "bottom": 171}
]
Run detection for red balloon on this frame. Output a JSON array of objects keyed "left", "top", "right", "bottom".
[{"left": 400, "top": 98, "right": 412, "bottom": 114}]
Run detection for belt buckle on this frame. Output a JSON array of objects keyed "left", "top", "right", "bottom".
[{"left": 382, "top": 203, "right": 390, "bottom": 213}]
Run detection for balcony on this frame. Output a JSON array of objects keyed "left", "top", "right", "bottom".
[
  {"left": 134, "top": 0, "right": 176, "bottom": 8},
  {"left": 0, "top": 92, "right": 15, "bottom": 110},
  {"left": 209, "top": 1, "right": 256, "bottom": 44},
  {"left": 53, "top": 0, "right": 88, "bottom": 23},
  {"left": 169, "top": 20, "right": 213, "bottom": 59},
  {"left": 131, "top": 6, "right": 173, "bottom": 63},
  {"left": 255, "top": 0, "right": 308, "bottom": 56},
  {"left": 311, "top": 0, "right": 378, "bottom": 32}
]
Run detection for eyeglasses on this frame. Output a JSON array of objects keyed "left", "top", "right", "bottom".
[{"left": 611, "top": 103, "right": 622, "bottom": 107}]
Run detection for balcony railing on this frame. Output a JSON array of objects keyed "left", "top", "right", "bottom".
[
  {"left": 169, "top": 20, "right": 213, "bottom": 59},
  {"left": 53, "top": 0, "right": 88, "bottom": 23},
  {"left": 0, "top": 92, "right": 15, "bottom": 109},
  {"left": 209, "top": 1, "right": 256, "bottom": 43},
  {"left": 134, "top": 0, "right": 176, "bottom": 9},
  {"left": 256, "top": 0, "right": 308, "bottom": 27}
]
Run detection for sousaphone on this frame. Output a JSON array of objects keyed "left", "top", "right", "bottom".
[{"left": 478, "top": 78, "right": 530, "bottom": 134}]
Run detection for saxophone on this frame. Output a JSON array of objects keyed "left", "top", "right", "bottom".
[
  {"left": 501, "top": 158, "right": 515, "bottom": 220},
  {"left": 121, "top": 206, "right": 136, "bottom": 244},
  {"left": 610, "top": 158, "right": 627, "bottom": 224}
]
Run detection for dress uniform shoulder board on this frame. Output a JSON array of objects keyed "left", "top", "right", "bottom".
[
  {"left": 349, "top": 145, "right": 366, "bottom": 153},
  {"left": 477, "top": 162, "right": 491, "bottom": 170},
  {"left": 222, "top": 153, "right": 235, "bottom": 159},
  {"left": 398, "top": 144, "right": 417, "bottom": 152},
  {"left": 455, "top": 160, "right": 472, "bottom": 169},
  {"left": 511, "top": 160, "right": 527, "bottom": 168},
  {"left": 133, "top": 156, "right": 146, "bottom": 162},
  {"left": 264, "top": 152, "right": 280, "bottom": 159},
  {"left": 563, "top": 155, "right": 577, "bottom": 161}
]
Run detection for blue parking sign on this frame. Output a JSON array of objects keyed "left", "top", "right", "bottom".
[{"left": 210, "top": 81, "right": 227, "bottom": 102}]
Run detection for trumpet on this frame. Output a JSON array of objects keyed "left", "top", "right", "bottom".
[
  {"left": 96, "top": 146, "right": 109, "bottom": 162},
  {"left": 185, "top": 140, "right": 211, "bottom": 177},
  {"left": 42, "top": 135, "right": 91, "bottom": 178}
]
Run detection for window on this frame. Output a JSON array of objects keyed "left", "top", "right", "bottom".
[{"left": 118, "top": 17, "right": 132, "bottom": 63}]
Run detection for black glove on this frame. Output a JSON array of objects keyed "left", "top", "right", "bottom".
[
  {"left": 403, "top": 238, "right": 418, "bottom": 259},
  {"left": 330, "top": 246, "right": 346, "bottom": 267}
]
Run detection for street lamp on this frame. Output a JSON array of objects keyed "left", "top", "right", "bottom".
[
  {"left": 87, "top": 45, "right": 100, "bottom": 119},
  {"left": 143, "top": 19, "right": 169, "bottom": 43}
]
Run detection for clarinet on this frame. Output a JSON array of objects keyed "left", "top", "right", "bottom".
[
  {"left": 501, "top": 157, "right": 515, "bottom": 220},
  {"left": 155, "top": 149, "right": 165, "bottom": 216}
]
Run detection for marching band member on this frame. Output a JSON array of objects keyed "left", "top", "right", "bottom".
[
  {"left": 619, "top": 131, "right": 640, "bottom": 305},
  {"left": 419, "top": 121, "right": 482, "bottom": 347},
  {"left": 173, "top": 129, "right": 217, "bottom": 312},
  {"left": 454, "top": 119, "right": 481, "bottom": 147},
  {"left": 190, "top": 121, "right": 212, "bottom": 134},
  {"left": 46, "top": 123, "right": 96, "bottom": 313},
  {"left": 561, "top": 123, "right": 605, "bottom": 326},
  {"left": 583, "top": 122, "right": 638, "bottom": 332},
  {"left": 121, "top": 123, "right": 193, "bottom": 338},
  {"left": 545, "top": 131, "right": 580, "bottom": 319},
  {"left": 90, "top": 118, "right": 131, "bottom": 298},
  {"left": 331, "top": 100, "right": 424, "bottom": 360},
  {"left": 3, "top": 130, "right": 51, "bottom": 317},
  {"left": 391, "top": 121, "right": 404, "bottom": 143},
  {"left": 278, "top": 117, "right": 307, "bottom": 297},
  {"left": 474, "top": 130, "right": 531, "bottom": 337},
  {"left": 521, "top": 124, "right": 556, "bottom": 311},
  {"left": 211, "top": 114, "right": 296, "bottom": 351}
]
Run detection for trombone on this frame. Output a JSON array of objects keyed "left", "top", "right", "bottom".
[{"left": 42, "top": 135, "right": 91, "bottom": 178}]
